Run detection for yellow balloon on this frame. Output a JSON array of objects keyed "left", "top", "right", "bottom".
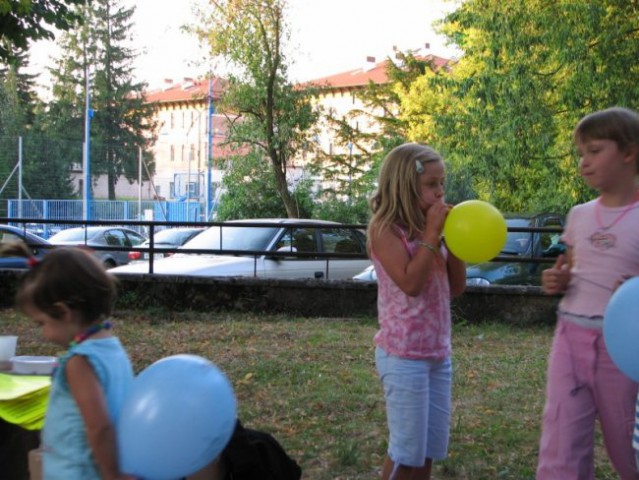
[{"left": 443, "top": 200, "right": 507, "bottom": 263}]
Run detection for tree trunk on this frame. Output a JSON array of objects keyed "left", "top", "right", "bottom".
[{"left": 271, "top": 156, "right": 298, "bottom": 218}]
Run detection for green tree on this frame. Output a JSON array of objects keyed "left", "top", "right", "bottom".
[
  {"left": 312, "top": 53, "right": 473, "bottom": 218},
  {"left": 45, "top": 0, "right": 157, "bottom": 200},
  {"left": 195, "top": 0, "right": 318, "bottom": 218},
  {"left": 217, "top": 149, "right": 313, "bottom": 220},
  {"left": 0, "top": 52, "right": 75, "bottom": 204},
  {"left": 401, "top": 0, "right": 639, "bottom": 213},
  {"left": 0, "top": 69, "right": 24, "bottom": 212},
  {"left": 0, "top": 0, "right": 83, "bottom": 63}
]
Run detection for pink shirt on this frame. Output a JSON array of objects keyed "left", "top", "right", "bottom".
[
  {"left": 560, "top": 198, "right": 639, "bottom": 320},
  {"left": 373, "top": 227, "right": 451, "bottom": 360}
]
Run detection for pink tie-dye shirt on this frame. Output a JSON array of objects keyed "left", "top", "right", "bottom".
[{"left": 373, "top": 226, "right": 452, "bottom": 360}]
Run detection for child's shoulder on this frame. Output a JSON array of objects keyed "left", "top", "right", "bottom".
[{"left": 567, "top": 198, "right": 597, "bottom": 218}]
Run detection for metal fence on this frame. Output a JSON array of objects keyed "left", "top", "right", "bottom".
[
  {"left": 1, "top": 217, "right": 564, "bottom": 285},
  {"left": 7, "top": 200, "right": 202, "bottom": 238}
]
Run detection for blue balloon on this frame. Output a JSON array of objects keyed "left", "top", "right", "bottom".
[
  {"left": 603, "top": 277, "right": 639, "bottom": 382},
  {"left": 117, "top": 354, "right": 237, "bottom": 480}
]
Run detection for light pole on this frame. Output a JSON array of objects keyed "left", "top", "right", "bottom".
[
  {"left": 83, "top": 75, "right": 93, "bottom": 221},
  {"left": 206, "top": 76, "right": 215, "bottom": 221},
  {"left": 82, "top": 0, "right": 93, "bottom": 221}
]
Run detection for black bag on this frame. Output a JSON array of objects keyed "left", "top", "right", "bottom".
[{"left": 221, "top": 420, "right": 302, "bottom": 480}]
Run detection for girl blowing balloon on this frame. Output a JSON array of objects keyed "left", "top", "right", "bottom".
[
  {"left": 537, "top": 107, "right": 639, "bottom": 479},
  {"left": 367, "top": 143, "right": 466, "bottom": 480},
  {"left": 10, "top": 245, "right": 135, "bottom": 480}
]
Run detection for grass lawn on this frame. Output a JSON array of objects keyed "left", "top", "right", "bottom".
[{"left": 1, "top": 309, "right": 619, "bottom": 480}]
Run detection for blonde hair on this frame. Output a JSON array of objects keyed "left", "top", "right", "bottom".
[
  {"left": 574, "top": 107, "right": 639, "bottom": 171},
  {"left": 368, "top": 143, "right": 444, "bottom": 248}
]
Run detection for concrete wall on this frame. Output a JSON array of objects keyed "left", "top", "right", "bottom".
[{"left": 0, "top": 270, "right": 560, "bottom": 326}]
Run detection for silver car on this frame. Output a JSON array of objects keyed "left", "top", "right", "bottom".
[
  {"left": 110, "top": 219, "right": 370, "bottom": 280},
  {"left": 48, "top": 226, "right": 147, "bottom": 269}
]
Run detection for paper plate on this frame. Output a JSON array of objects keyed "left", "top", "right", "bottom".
[{"left": 11, "top": 356, "right": 57, "bottom": 375}]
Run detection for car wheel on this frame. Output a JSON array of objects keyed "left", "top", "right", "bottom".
[{"left": 103, "top": 259, "right": 116, "bottom": 269}]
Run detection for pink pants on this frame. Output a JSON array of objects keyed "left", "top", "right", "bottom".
[{"left": 537, "top": 319, "right": 639, "bottom": 479}]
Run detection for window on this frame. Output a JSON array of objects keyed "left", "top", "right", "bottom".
[
  {"left": 539, "top": 215, "right": 565, "bottom": 254},
  {"left": 0, "top": 232, "right": 20, "bottom": 244},
  {"left": 186, "top": 182, "right": 198, "bottom": 197},
  {"left": 292, "top": 229, "right": 316, "bottom": 253},
  {"left": 275, "top": 228, "right": 317, "bottom": 255},
  {"left": 170, "top": 145, "right": 175, "bottom": 162},
  {"left": 104, "top": 230, "right": 126, "bottom": 247},
  {"left": 321, "top": 229, "right": 365, "bottom": 255}
]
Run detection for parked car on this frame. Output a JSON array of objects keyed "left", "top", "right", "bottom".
[
  {"left": 352, "top": 213, "right": 565, "bottom": 286},
  {"left": 0, "top": 225, "right": 52, "bottom": 268},
  {"left": 465, "top": 213, "right": 565, "bottom": 286},
  {"left": 48, "top": 226, "right": 147, "bottom": 269},
  {"left": 128, "top": 227, "right": 206, "bottom": 262},
  {"left": 110, "top": 219, "right": 370, "bottom": 280},
  {"left": 24, "top": 223, "right": 63, "bottom": 240}
]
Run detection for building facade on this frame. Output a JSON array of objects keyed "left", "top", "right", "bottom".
[{"left": 140, "top": 50, "right": 450, "bottom": 214}]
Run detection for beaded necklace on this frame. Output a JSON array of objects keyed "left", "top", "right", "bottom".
[{"left": 69, "top": 321, "right": 112, "bottom": 348}]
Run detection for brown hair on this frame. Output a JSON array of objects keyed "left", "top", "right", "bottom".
[
  {"left": 574, "top": 107, "right": 639, "bottom": 171},
  {"left": 16, "top": 247, "right": 117, "bottom": 324},
  {"left": 0, "top": 241, "right": 33, "bottom": 259},
  {"left": 368, "top": 143, "right": 444, "bottom": 247}
]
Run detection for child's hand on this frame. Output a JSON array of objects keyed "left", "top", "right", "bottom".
[
  {"left": 425, "top": 202, "right": 451, "bottom": 237},
  {"left": 542, "top": 254, "right": 570, "bottom": 295}
]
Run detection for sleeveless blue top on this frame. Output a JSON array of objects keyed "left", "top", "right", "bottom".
[{"left": 42, "top": 337, "right": 134, "bottom": 479}]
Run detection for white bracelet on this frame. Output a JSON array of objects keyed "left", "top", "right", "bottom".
[{"left": 417, "top": 241, "right": 439, "bottom": 255}]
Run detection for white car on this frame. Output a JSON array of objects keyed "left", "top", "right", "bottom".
[
  {"left": 128, "top": 227, "right": 206, "bottom": 262},
  {"left": 110, "top": 219, "right": 371, "bottom": 280}
]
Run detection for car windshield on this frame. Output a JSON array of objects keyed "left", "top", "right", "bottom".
[
  {"left": 50, "top": 228, "right": 98, "bottom": 242},
  {"left": 502, "top": 219, "right": 532, "bottom": 255},
  {"left": 152, "top": 229, "right": 200, "bottom": 245},
  {"left": 180, "top": 225, "right": 279, "bottom": 252}
]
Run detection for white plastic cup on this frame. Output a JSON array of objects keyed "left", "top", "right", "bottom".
[{"left": 0, "top": 335, "right": 18, "bottom": 370}]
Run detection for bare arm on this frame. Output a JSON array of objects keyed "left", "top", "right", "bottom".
[
  {"left": 372, "top": 228, "right": 441, "bottom": 296},
  {"left": 446, "top": 246, "right": 466, "bottom": 298},
  {"left": 372, "top": 203, "right": 450, "bottom": 297},
  {"left": 66, "top": 356, "right": 130, "bottom": 480}
]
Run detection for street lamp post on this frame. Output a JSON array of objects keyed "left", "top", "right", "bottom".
[
  {"left": 83, "top": 76, "right": 93, "bottom": 221},
  {"left": 82, "top": 0, "right": 92, "bottom": 221},
  {"left": 206, "top": 76, "right": 215, "bottom": 221}
]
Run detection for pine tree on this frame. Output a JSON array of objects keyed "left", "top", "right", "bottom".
[
  {"left": 45, "top": 0, "right": 157, "bottom": 200},
  {"left": 0, "top": 48, "right": 74, "bottom": 206}
]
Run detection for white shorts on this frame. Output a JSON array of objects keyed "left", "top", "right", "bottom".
[{"left": 375, "top": 346, "right": 452, "bottom": 466}]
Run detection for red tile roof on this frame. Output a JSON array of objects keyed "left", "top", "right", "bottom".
[
  {"left": 144, "top": 77, "right": 225, "bottom": 104},
  {"left": 143, "top": 54, "right": 452, "bottom": 103},
  {"left": 303, "top": 54, "right": 451, "bottom": 90}
]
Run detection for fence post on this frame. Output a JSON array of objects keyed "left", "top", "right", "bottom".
[{"left": 18, "top": 136, "right": 22, "bottom": 218}]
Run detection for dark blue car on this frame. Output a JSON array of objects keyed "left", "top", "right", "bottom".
[
  {"left": 0, "top": 225, "right": 52, "bottom": 269},
  {"left": 465, "top": 213, "right": 565, "bottom": 286},
  {"left": 353, "top": 213, "right": 566, "bottom": 287}
]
